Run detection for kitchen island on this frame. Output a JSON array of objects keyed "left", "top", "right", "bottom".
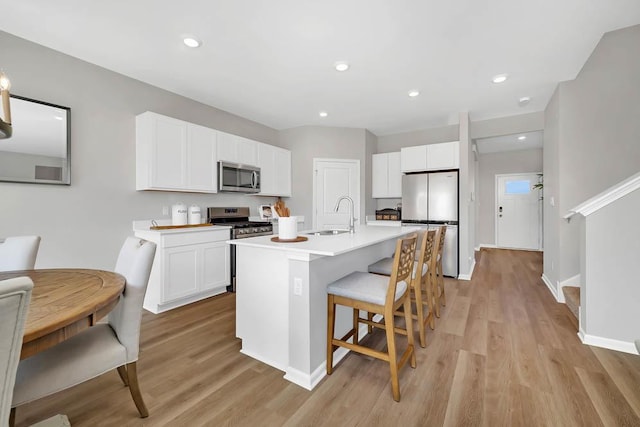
[{"left": 230, "top": 225, "right": 418, "bottom": 390}]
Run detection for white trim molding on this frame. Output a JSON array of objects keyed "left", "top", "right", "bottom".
[
  {"left": 565, "top": 171, "right": 640, "bottom": 219},
  {"left": 474, "top": 243, "right": 497, "bottom": 251},
  {"left": 578, "top": 330, "right": 639, "bottom": 355},
  {"left": 541, "top": 274, "right": 557, "bottom": 301},
  {"left": 458, "top": 259, "right": 476, "bottom": 281},
  {"left": 556, "top": 274, "right": 580, "bottom": 303}
]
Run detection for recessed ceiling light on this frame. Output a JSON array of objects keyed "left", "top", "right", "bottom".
[
  {"left": 518, "top": 96, "right": 531, "bottom": 106},
  {"left": 408, "top": 90, "right": 420, "bottom": 98},
  {"left": 183, "top": 37, "right": 201, "bottom": 48},
  {"left": 492, "top": 74, "right": 508, "bottom": 84},
  {"left": 518, "top": 135, "right": 527, "bottom": 141},
  {"left": 319, "top": 111, "right": 328, "bottom": 118},
  {"left": 334, "top": 62, "right": 349, "bottom": 72}
]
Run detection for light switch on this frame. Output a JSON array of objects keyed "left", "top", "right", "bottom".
[
  {"left": 294, "top": 277, "right": 303, "bottom": 296},
  {"left": 549, "top": 197, "right": 555, "bottom": 207}
]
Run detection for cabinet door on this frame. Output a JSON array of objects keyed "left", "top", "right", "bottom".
[
  {"left": 371, "top": 153, "right": 388, "bottom": 198},
  {"left": 187, "top": 124, "right": 217, "bottom": 192},
  {"left": 274, "top": 147, "right": 291, "bottom": 197},
  {"left": 162, "top": 247, "right": 199, "bottom": 302},
  {"left": 400, "top": 145, "right": 428, "bottom": 172},
  {"left": 427, "top": 141, "right": 459, "bottom": 170},
  {"left": 201, "top": 242, "right": 230, "bottom": 291},
  {"left": 217, "top": 131, "right": 238, "bottom": 163},
  {"left": 237, "top": 137, "right": 258, "bottom": 166},
  {"left": 257, "top": 143, "right": 276, "bottom": 195},
  {"left": 387, "top": 152, "right": 402, "bottom": 197},
  {"left": 152, "top": 116, "right": 187, "bottom": 189}
]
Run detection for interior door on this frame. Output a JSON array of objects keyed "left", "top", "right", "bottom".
[
  {"left": 313, "top": 159, "right": 360, "bottom": 230},
  {"left": 496, "top": 173, "right": 541, "bottom": 250}
]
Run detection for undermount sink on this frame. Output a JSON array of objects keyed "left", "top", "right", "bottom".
[{"left": 305, "top": 229, "right": 350, "bottom": 236}]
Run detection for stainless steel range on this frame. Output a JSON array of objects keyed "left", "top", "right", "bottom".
[{"left": 207, "top": 207, "right": 273, "bottom": 291}]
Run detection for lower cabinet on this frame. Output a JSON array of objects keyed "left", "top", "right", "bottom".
[{"left": 135, "top": 228, "right": 230, "bottom": 314}]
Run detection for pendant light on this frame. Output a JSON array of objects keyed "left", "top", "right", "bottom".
[{"left": 0, "top": 70, "right": 12, "bottom": 139}]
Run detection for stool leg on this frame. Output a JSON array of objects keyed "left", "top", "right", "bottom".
[
  {"left": 439, "top": 262, "right": 446, "bottom": 306},
  {"left": 326, "top": 295, "right": 336, "bottom": 375},
  {"left": 367, "top": 312, "right": 374, "bottom": 333},
  {"left": 413, "top": 279, "right": 426, "bottom": 348},
  {"left": 353, "top": 308, "right": 359, "bottom": 345},
  {"left": 385, "top": 308, "right": 401, "bottom": 402}
]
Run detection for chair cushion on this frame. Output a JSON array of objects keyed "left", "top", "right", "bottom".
[
  {"left": 368, "top": 258, "right": 428, "bottom": 279},
  {"left": 327, "top": 271, "right": 408, "bottom": 306},
  {"left": 12, "top": 324, "right": 127, "bottom": 406}
]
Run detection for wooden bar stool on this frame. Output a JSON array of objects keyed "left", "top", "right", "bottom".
[
  {"left": 326, "top": 234, "right": 417, "bottom": 402},
  {"left": 367, "top": 229, "right": 437, "bottom": 347}
]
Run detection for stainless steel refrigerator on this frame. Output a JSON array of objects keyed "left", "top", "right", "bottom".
[{"left": 401, "top": 171, "right": 458, "bottom": 277}]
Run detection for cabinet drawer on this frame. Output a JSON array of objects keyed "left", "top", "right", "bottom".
[{"left": 162, "top": 229, "right": 231, "bottom": 248}]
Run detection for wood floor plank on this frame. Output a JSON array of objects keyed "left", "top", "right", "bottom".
[{"left": 13, "top": 248, "right": 640, "bottom": 427}]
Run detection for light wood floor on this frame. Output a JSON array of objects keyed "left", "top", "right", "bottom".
[{"left": 15, "top": 249, "right": 640, "bottom": 426}]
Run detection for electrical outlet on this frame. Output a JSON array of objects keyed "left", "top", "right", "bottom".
[
  {"left": 162, "top": 206, "right": 169, "bottom": 216},
  {"left": 294, "top": 277, "right": 302, "bottom": 296}
]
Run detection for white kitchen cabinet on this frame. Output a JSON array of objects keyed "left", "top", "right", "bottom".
[
  {"left": 372, "top": 152, "right": 402, "bottom": 198},
  {"left": 427, "top": 141, "right": 459, "bottom": 170},
  {"left": 400, "top": 141, "right": 459, "bottom": 172},
  {"left": 400, "top": 145, "right": 428, "bottom": 172},
  {"left": 135, "top": 227, "right": 231, "bottom": 314},
  {"left": 258, "top": 142, "right": 292, "bottom": 197},
  {"left": 136, "top": 112, "right": 217, "bottom": 193},
  {"left": 217, "top": 131, "right": 258, "bottom": 166}
]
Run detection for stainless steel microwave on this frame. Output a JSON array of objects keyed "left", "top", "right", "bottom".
[{"left": 218, "top": 161, "right": 261, "bottom": 193}]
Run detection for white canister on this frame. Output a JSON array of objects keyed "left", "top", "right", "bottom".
[
  {"left": 278, "top": 216, "right": 297, "bottom": 240},
  {"left": 188, "top": 205, "right": 202, "bottom": 225},
  {"left": 171, "top": 203, "right": 188, "bottom": 226}
]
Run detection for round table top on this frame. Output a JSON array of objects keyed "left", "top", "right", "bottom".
[{"left": 0, "top": 268, "right": 125, "bottom": 347}]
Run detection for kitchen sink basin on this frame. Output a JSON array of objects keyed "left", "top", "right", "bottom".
[{"left": 306, "top": 229, "right": 350, "bottom": 236}]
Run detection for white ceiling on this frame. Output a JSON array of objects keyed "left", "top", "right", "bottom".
[
  {"left": 1, "top": 1, "right": 639, "bottom": 135},
  {"left": 475, "top": 131, "right": 543, "bottom": 154}
]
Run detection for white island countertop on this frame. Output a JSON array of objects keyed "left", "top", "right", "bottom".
[{"left": 228, "top": 225, "right": 418, "bottom": 257}]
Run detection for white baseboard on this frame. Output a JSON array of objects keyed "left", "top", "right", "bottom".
[
  {"left": 578, "top": 330, "right": 639, "bottom": 355},
  {"left": 284, "top": 314, "right": 383, "bottom": 390},
  {"left": 541, "top": 274, "right": 558, "bottom": 301},
  {"left": 557, "top": 274, "right": 580, "bottom": 303},
  {"left": 458, "top": 259, "right": 476, "bottom": 281},
  {"left": 474, "top": 243, "right": 497, "bottom": 252}
]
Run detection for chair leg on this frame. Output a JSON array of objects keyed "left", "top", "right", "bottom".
[
  {"left": 117, "top": 365, "right": 130, "bottom": 386},
  {"left": 124, "top": 362, "right": 149, "bottom": 418},
  {"left": 352, "top": 308, "right": 359, "bottom": 345},
  {"left": 384, "top": 310, "right": 401, "bottom": 402},
  {"left": 438, "top": 262, "right": 446, "bottom": 307},
  {"left": 413, "top": 282, "right": 426, "bottom": 348},
  {"left": 404, "top": 297, "right": 416, "bottom": 369},
  {"left": 326, "top": 295, "right": 336, "bottom": 375},
  {"left": 9, "top": 408, "right": 16, "bottom": 427}
]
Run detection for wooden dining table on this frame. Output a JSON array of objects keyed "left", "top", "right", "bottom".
[{"left": 0, "top": 268, "right": 126, "bottom": 360}]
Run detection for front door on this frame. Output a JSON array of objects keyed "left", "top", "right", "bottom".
[
  {"left": 496, "top": 173, "right": 542, "bottom": 250},
  {"left": 313, "top": 159, "right": 360, "bottom": 230}
]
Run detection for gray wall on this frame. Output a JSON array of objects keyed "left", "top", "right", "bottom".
[
  {"left": 377, "top": 125, "right": 458, "bottom": 153},
  {"left": 277, "top": 126, "right": 371, "bottom": 230},
  {"left": 471, "top": 112, "right": 544, "bottom": 140},
  {"left": 0, "top": 31, "right": 281, "bottom": 269},
  {"left": 544, "top": 24, "right": 640, "bottom": 286},
  {"left": 476, "top": 149, "right": 543, "bottom": 247}
]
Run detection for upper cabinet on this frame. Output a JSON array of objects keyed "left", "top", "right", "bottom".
[
  {"left": 136, "top": 112, "right": 217, "bottom": 193},
  {"left": 257, "top": 143, "right": 292, "bottom": 197},
  {"left": 400, "top": 141, "right": 459, "bottom": 172},
  {"left": 136, "top": 111, "right": 291, "bottom": 195},
  {"left": 217, "top": 131, "right": 258, "bottom": 166},
  {"left": 372, "top": 152, "right": 402, "bottom": 198}
]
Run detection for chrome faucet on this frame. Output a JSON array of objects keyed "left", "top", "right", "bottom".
[{"left": 334, "top": 196, "right": 356, "bottom": 233}]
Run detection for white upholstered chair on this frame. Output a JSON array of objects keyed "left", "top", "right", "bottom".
[
  {"left": 0, "top": 277, "right": 33, "bottom": 427},
  {"left": 10, "top": 237, "right": 156, "bottom": 424},
  {"left": 327, "top": 234, "right": 417, "bottom": 402},
  {"left": 0, "top": 236, "right": 41, "bottom": 272}
]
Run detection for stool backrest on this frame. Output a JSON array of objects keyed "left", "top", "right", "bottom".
[
  {"left": 416, "top": 229, "right": 437, "bottom": 283},
  {"left": 386, "top": 233, "right": 417, "bottom": 306}
]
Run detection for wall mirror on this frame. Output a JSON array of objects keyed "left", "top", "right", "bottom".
[{"left": 0, "top": 95, "right": 70, "bottom": 185}]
